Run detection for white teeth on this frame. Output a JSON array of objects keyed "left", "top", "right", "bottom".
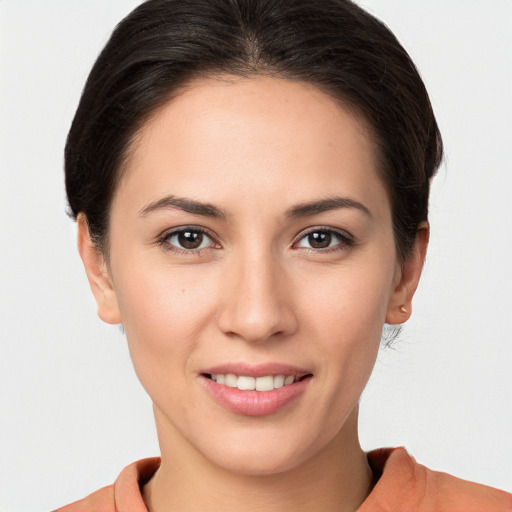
[
  {"left": 237, "top": 376, "right": 256, "bottom": 390},
  {"left": 224, "top": 374, "right": 238, "bottom": 388},
  {"left": 256, "top": 375, "right": 274, "bottom": 391},
  {"left": 210, "top": 373, "right": 301, "bottom": 391},
  {"left": 273, "top": 375, "right": 285, "bottom": 388}
]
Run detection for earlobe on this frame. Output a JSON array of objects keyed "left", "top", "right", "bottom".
[
  {"left": 77, "top": 214, "right": 122, "bottom": 324},
  {"left": 385, "top": 222, "right": 429, "bottom": 325}
]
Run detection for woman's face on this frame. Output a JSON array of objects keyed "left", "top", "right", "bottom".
[{"left": 82, "top": 76, "right": 419, "bottom": 475}]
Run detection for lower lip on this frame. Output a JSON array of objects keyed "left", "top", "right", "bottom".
[{"left": 201, "top": 376, "right": 311, "bottom": 417}]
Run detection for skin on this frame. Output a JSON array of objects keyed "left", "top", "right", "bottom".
[{"left": 78, "top": 76, "right": 428, "bottom": 512}]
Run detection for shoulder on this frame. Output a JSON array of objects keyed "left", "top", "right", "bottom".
[
  {"left": 361, "top": 447, "right": 512, "bottom": 512},
  {"left": 428, "top": 465, "right": 512, "bottom": 512},
  {"left": 53, "top": 457, "right": 160, "bottom": 512},
  {"left": 53, "top": 485, "right": 115, "bottom": 512}
]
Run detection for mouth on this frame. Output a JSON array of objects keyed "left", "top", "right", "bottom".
[
  {"left": 202, "top": 373, "right": 312, "bottom": 391},
  {"left": 200, "top": 366, "right": 313, "bottom": 416}
]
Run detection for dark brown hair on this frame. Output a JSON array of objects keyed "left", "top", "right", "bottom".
[{"left": 65, "top": 0, "right": 443, "bottom": 261}]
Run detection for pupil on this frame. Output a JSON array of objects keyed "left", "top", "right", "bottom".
[
  {"left": 309, "top": 231, "right": 331, "bottom": 248},
  {"left": 178, "top": 231, "right": 203, "bottom": 249}
]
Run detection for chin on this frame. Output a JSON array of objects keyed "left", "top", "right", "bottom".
[
  {"left": 212, "top": 447, "right": 307, "bottom": 477},
  {"left": 194, "top": 425, "right": 329, "bottom": 477}
]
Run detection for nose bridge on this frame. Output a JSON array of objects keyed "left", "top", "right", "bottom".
[{"left": 218, "top": 242, "right": 296, "bottom": 343}]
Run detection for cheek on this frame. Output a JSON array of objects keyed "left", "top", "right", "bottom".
[
  {"left": 112, "top": 259, "right": 220, "bottom": 390},
  {"left": 296, "top": 258, "right": 394, "bottom": 399},
  {"left": 300, "top": 259, "right": 394, "bottom": 343}
]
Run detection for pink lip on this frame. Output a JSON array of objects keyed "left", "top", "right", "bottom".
[
  {"left": 199, "top": 363, "right": 312, "bottom": 417},
  {"left": 202, "top": 362, "right": 311, "bottom": 378}
]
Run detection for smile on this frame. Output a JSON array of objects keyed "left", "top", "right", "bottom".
[
  {"left": 201, "top": 368, "right": 312, "bottom": 416},
  {"left": 208, "top": 374, "right": 300, "bottom": 391}
]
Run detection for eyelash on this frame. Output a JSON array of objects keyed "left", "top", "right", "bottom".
[
  {"left": 156, "top": 226, "right": 219, "bottom": 255},
  {"left": 156, "top": 226, "right": 355, "bottom": 255},
  {"left": 291, "top": 227, "right": 355, "bottom": 253}
]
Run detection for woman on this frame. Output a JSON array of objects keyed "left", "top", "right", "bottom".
[{"left": 51, "top": 0, "right": 511, "bottom": 510}]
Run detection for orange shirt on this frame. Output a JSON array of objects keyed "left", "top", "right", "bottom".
[{"left": 54, "top": 447, "right": 512, "bottom": 512}]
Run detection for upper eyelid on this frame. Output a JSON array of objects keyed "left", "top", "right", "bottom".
[
  {"left": 160, "top": 225, "right": 217, "bottom": 239},
  {"left": 293, "top": 226, "right": 354, "bottom": 242}
]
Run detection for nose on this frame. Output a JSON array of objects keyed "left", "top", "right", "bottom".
[{"left": 217, "top": 250, "right": 298, "bottom": 344}]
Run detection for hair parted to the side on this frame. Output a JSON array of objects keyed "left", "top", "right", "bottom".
[{"left": 65, "top": 0, "right": 443, "bottom": 261}]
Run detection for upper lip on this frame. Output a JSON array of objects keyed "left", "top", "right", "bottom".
[{"left": 201, "top": 362, "right": 312, "bottom": 378}]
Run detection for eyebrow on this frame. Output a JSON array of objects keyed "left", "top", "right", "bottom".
[
  {"left": 138, "top": 194, "right": 371, "bottom": 221},
  {"left": 285, "top": 197, "right": 372, "bottom": 219},
  {"left": 139, "top": 195, "right": 226, "bottom": 219}
]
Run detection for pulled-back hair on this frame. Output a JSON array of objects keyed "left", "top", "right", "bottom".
[{"left": 65, "top": 0, "right": 443, "bottom": 261}]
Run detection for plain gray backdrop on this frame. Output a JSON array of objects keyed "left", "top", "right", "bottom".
[{"left": 1, "top": 1, "right": 511, "bottom": 510}]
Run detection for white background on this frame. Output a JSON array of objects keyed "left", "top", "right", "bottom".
[{"left": 1, "top": 1, "right": 511, "bottom": 510}]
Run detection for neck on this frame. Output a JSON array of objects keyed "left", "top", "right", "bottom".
[{"left": 143, "top": 407, "right": 373, "bottom": 512}]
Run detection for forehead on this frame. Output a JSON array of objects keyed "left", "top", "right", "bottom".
[{"left": 117, "top": 76, "right": 388, "bottom": 217}]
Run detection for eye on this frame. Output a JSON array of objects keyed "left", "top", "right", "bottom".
[
  {"left": 160, "top": 227, "right": 217, "bottom": 252},
  {"left": 294, "top": 228, "right": 353, "bottom": 251}
]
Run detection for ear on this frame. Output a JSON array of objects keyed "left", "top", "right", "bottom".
[
  {"left": 385, "top": 222, "right": 429, "bottom": 325},
  {"left": 77, "top": 214, "right": 122, "bottom": 324}
]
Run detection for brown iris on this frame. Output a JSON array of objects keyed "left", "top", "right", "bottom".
[
  {"left": 178, "top": 230, "right": 204, "bottom": 249},
  {"left": 307, "top": 231, "right": 332, "bottom": 249}
]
